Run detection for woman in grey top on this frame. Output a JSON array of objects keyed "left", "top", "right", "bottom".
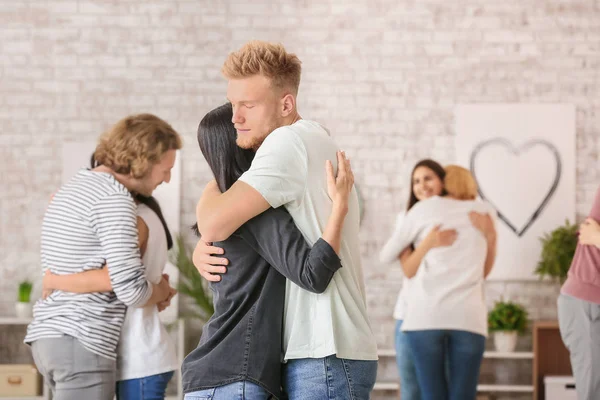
[{"left": 182, "top": 103, "right": 353, "bottom": 400}]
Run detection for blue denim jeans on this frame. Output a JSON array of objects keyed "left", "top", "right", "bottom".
[
  {"left": 395, "top": 320, "right": 421, "bottom": 400},
  {"left": 405, "top": 329, "right": 485, "bottom": 400},
  {"left": 283, "top": 355, "right": 378, "bottom": 400},
  {"left": 183, "top": 381, "right": 270, "bottom": 400},
  {"left": 116, "top": 371, "right": 174, "bottom": 400}
]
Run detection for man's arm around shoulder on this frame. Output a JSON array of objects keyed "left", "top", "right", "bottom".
[{"left": 196, "top": 180, "right": 270, "bottom": 242}]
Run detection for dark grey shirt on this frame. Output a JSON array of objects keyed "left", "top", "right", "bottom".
[{"left": 181, "top": 207, "right": 342, "bottom": 399}]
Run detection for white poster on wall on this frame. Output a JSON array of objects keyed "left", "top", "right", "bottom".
[
  {"left": 62, "top": 142, "right": 181, "bottom": 322},
  {"left": 455, "top": 104, "right": 576, "bottom": 280}
]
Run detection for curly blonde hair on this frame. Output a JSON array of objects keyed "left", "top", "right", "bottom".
[
  {"left": 444, "top": 165, "right": 478, "bottom": 200},
  {"left": 222, "top": 41, "right": 302, "bottom": 94},
  {"left": 94, "top": 114, "right": 182, "bottom": 179}
]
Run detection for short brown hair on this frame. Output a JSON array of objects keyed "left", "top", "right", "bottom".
[
  {"left": 444, "top": 165, "right": 478, "bottom": 200},
  {"left": 94, "top": 114, "right": 182, "bottom": 179},
  {"left": 222, "top": 41, "right": 302, "bottom": 94}
]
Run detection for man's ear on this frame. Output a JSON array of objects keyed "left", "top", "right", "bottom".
[{"left": 281, "top": 93, "right": 296, "bottom": 117}]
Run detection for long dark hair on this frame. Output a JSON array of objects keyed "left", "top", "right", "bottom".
[
  {"left": 191, "top": 103, "right": 255, "bottom": 236},
  {"left": 90, "top": 154, "right": 173, "bottom": 250},
  {"left": 406, "top": 159, "right": 447, "bottom": 211},
  {"left": 197, "top": 103, "right": 255, "bottom": 192}
]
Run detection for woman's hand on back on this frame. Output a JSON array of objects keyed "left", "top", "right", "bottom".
[
  {"left": 423, "top": 225, "right": 458, "bottom": 249},
  {"left": 469, "top": 211, "right": 496, "bottom": 242},
  {"left": 326, "top": 151, "right": 354, "bottom": 214}
]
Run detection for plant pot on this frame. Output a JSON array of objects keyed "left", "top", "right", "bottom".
[
  {"left": 493, "top": 331, "right": 518, "bottom": 352},
  {"left": 15, "top": 302, "right": 32, "bottom": 319}
]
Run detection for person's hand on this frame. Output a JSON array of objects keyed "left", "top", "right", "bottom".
[
  {"left": 157, "top": 285, "right": 177, "bottom": 312},
  {"left": 42, "top": 269, "right": 56, "bottom": 299},
  {"left": 579, "top": 217, "right": 600, "bottom": 247},
  {"left": 469, "top": 211, "right": 496, "bottom": 242},
  {"left": 193, "top": 239, "right": 228, "bottom": 282},
  {"left": 157, "top": 299, "right": 169, "bottom": 312},
  {"left": 42, "top": 288, "right": 53, "bottom": 299},
  {"left": 423, "top": 225, "right": 458, "bottom": 249},
  {"left": 399, "top": 246, "right": 413, "bottom": 260},
  {"left": 155, "top": 275, "right": 172, "bottom": 302},
  {"left": 42, "top": 269, "right": 53, "bottom": 291},
  {"left": 326, "top": 151, "right": 354, "bottom": 210}
]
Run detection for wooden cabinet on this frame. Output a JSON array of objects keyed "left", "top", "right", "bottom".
[{"left": 532, "top": 321, "right": 572, "bottom": 400}]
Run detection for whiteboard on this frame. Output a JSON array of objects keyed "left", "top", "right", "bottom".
[
  {"left": 455, "top": 104, "right": 576, "bottom": 280},
  {"left": 62, "top": 141, "right": 181, "bottom": 322}
]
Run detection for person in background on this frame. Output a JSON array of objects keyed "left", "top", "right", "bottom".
[
  {"left": 380, "top": 159, "right": 456, "bottom": 400},
  {"left": 380, "top": 165, "right": 497, "bottom": 400},
  {"left": 558, "top": 185, "right": 600, "bottom": 400},
  {"left": 25, "top": 114, "right": 180, "bottom": 400},
  {"left": 42, "top": 155, "right": 179, "bottom": 400}
]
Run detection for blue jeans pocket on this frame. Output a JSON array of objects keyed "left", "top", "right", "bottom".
[{"left": 184, "top": 388, "right": 216, "bottom": 400}]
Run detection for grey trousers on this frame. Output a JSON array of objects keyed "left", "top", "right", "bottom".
[
  {"left": 557, "top": 294, "right": 600, "bottom": 400},
  {"left": 31, "top": 336, "right": 115, "bottom": 400}
]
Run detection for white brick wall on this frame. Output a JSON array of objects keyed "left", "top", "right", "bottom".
[{"left": 1, "top": 1, "right": 598, "bottom": 393}]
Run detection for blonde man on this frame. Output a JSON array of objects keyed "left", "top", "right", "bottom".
[
  {"left": 25, "top": 114, "right": 181, "bottom": 400},
  {"left": 190, "top": 41, "right": 378, "bottom": 399}
]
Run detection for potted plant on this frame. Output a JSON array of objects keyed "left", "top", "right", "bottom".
[
  {"left": 535, "top": 219, "right": 578, "bottom": 283},
  {"left": 170, "top": 235, "right": 214, "bottom": 322},
  {"left": 488, "top": 300, "right": 528, "bottom": 352},
  {"left": 16, "top": 280, "right": 33, "bottom": 319}
]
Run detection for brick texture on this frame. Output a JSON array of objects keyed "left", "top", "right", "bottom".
[{"left": 1, "top": 1, "right": 599, "bottom": 398}]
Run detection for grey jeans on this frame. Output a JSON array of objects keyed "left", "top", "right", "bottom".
[
  {"left": 31, "top": 336, "right": 116, "bottom": 400},
  {"left": 557, "top": 294, "right": 600, "bottom": 400}
]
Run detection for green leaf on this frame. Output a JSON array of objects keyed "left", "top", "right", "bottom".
[
  {"left": 488, "top": 300, "right": 529, "bottom": 334},
  {"left": 18, "top": 281, "right": 33, "bottom": 303},
  {"left": 535, "top": 219, "right": 578, "bottom": 282}
]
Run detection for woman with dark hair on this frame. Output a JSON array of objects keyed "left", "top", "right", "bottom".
[
  {"left": 381, "top": 165, "right": 497, "bottom": 400},
  {"left": 181, "top": 103, "right": 353, "bottom": 400},
  {"left": 41, "top": 156, "right": 179, "bottom": 400},
  {"left": 380, "top": 159, "right": 456, "bottom": 400}
]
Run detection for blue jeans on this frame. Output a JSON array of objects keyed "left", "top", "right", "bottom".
[
  {"left": 395, "top": 320, "right": 421, "bottom": 400},
  {"left": 184, "top": 381, "right": 270, "bottom": 400},
  {"left": 283, "top": 355, "right": 378, "bottom": 400},
  {"left": 116, "top": 371, "right": 174, "bottom": 400},
  {"left": 405, "top": 329, "right": 485, "bottom": 400}
]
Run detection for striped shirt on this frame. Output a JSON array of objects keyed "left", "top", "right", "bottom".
[{"left": 25, "top": 169, "right": 153, "bottom": 360}]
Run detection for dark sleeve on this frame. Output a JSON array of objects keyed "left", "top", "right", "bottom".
[{"left": 239, "top": 207, "right": 342, "bottom": 294}]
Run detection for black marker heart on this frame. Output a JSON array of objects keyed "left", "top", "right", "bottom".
[{"left": 469, "top": 138, "right": 562, "bottom": 237}]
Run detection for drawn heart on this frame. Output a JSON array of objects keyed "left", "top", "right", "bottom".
[{"left": 469, "top": 138, "right": 562, "bottom": 237}]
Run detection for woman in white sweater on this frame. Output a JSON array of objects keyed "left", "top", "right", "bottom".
[
  {"left": 381, "top": 165, "right": 497, "bottom": 400},
  {"left": 381, "top": 159, "right": 457, "bottom": 400}
]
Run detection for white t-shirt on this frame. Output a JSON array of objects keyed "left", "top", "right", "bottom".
[
  {"left": 379, "top": 196, "right": 496, "bottom": 337},
  {"left": 239, "top": 120, "right": 378, "bottom": 361},
  {"left": 117, "top": 203, "right": 178, "bottom": 381},
  {"left": 379, "top": 212, "right": 411, "bottom": 321}
]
